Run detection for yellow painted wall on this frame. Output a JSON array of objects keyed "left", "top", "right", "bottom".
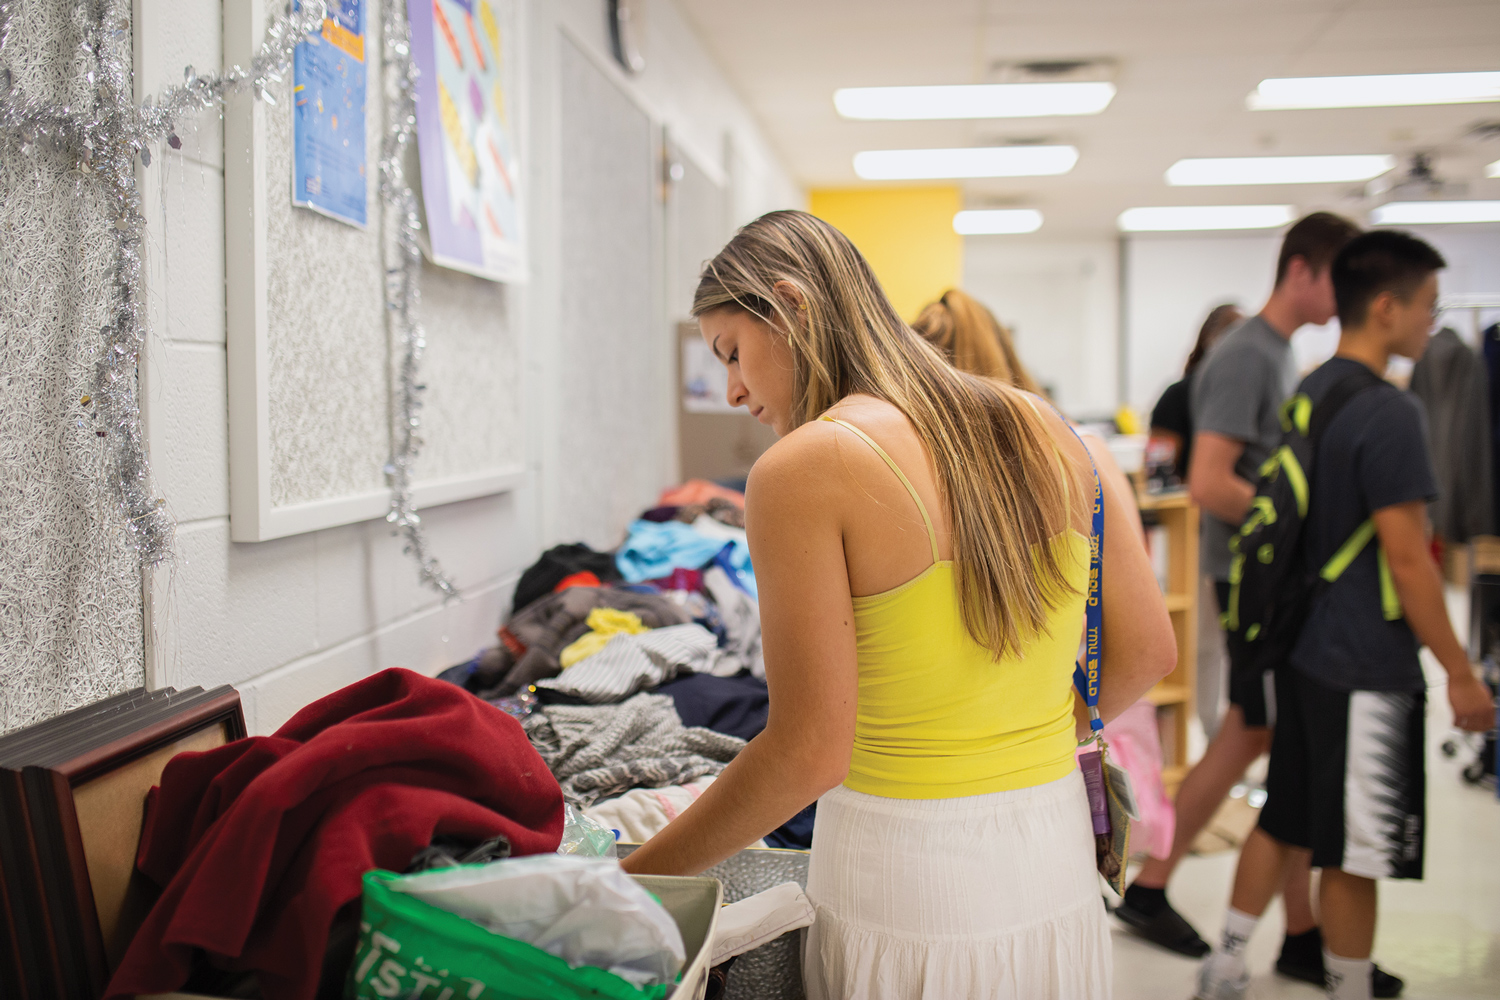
[{"left": 808, "top": 186, "right": 962, "bottom": 322}]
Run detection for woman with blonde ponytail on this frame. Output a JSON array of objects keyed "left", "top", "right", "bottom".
[
  {"left": 911, "top": 287, "right": 1042, "bottom": 394},
  {"left": 621, "top": 211, "right": 1174, "bottom": 998}
]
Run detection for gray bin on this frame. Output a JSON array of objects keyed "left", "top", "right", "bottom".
[{"left": 621, "top": 845, "right": 811, "bottom": 1000}]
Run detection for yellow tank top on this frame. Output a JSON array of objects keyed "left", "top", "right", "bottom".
[{"left": 823, "top": 417, "right": 1088, "bottom": 800}]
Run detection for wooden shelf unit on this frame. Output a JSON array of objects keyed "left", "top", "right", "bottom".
[{"left": 1138, "top": 489, "right": 1199, "bottom": 796}]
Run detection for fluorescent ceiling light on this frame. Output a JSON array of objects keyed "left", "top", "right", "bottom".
[
  {"left": 853, "top": 145, "right": 1079, "bottom": 180},
  {"left": 1487, "top": 159, "right": 1500, "bottom": 179},
  {"left": 1167, "top": 154, "right": 1395, "bottom": 186},
  {"left": 1370, "top": 201, "right": 1500, "bottom": 225},
  {"left": 1118, "top": 205, "right": 1295, "bottom": 232},
  {"left": 953, "top": 209, "right": 1043, "bottom": 235},
  {"left": 1249, "top": 72, "right": 1500, "bottom": 110},
  {"left": 835, "top": 82, "right": 1115, "bottom": 120}
]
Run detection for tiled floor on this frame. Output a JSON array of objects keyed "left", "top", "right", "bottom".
[{"left": 1113, "top": 593, "right": 1500, "bottom": 1000}]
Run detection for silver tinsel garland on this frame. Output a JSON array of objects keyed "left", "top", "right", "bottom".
[
  {"left": 0, "top": 0, "right": 457, "bottom": 597},
  {"left": 379, "top": 0, "right": 456, "bottom": 598}
]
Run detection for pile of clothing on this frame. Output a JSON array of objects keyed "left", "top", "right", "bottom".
[
  {"left": 106, "top": 669, "right": 565, "bottom": 1000},
  {"left": 442, "top": 480, "right": 814, "bottom": 851}
]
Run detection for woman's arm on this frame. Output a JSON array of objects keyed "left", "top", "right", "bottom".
[
  {"left": 1080, "top": 431, "right": 1146, "bottom": 545},
  {"left": 1039, "top": 409, "right": 1176, "bottom": 734},
  {"left": 1093, "top": 432, "right": 1177, "bottom": 725},
  {"left": 621, "top": 427, "right": 859, "bottom": 876}
]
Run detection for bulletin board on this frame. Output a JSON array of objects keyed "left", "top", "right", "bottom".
[
  {"left": 225, "top": 0, "right": 523, "bottom": 542},
  {"left": 0, "top": 1, "right": 144, "bottom": 733}
]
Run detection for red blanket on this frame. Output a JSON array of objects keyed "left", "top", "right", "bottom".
[{"left": 106, "top": 668, "right": 563, "bottom": 1000}]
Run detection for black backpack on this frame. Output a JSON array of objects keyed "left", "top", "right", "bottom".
[{"left": 1223, "top": 363, "right": 1402, "bottom": 675}]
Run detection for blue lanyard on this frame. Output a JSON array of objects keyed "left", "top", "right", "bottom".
[{"left": 1068, "top": 432, "right": 1105, "bottom": 740}]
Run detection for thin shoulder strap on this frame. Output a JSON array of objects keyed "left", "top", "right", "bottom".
[{"left": 820, "top": 416, "right": 941, "bottom": 562}]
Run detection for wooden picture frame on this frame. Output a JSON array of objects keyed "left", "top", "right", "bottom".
[{"left": 2, "top": 688, "right": 245, "bottom": 999}]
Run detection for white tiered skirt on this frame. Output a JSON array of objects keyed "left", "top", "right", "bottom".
[{"left": 803, "top": 768, "right": 1112, "bottom": 1000}]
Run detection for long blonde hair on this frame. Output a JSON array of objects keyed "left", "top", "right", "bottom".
[
  {"left": 911, "top": 289, "right": 1042, "bottom": 395},
  {"left": 693, "top": 211, "right": 1080, "bottom": 660}
]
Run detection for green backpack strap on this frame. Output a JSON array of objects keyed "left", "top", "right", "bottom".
[{"left": 1319, "top": 518, "right": 1403, "bottom": 621}]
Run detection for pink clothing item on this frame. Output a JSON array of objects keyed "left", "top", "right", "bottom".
[
  {"left": 657, "top": 480, "right": 745, "bottom": 509},
  {"left": 646, "top": 568, "right": 704, "bottom": 592},
  {"left": 1075, "top": 699, "right": 1175, "bottom": 859}
]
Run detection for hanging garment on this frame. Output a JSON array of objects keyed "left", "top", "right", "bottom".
[
  {"left": 478, "top": 587, "right": 694, "bottom": 698},
  {"left": 512, "top": 543, "right": 623, "bottom": 615},
  {"left": 106, "top": 669, "right": 563, "bottom": 1000},
  {"left": 523, "top": 693, "right": 745, "bottom": 807},
  {"left": 1485, "top": 322, "right": 1500, "bottom": 529},
  {"left": 559, "top": 607, "right": 651, "bottom": 669},
  {"left": 1410, "top": 327, "right": 1494, "bottom": 542},
  {"left": 536, "top": 623, "right": 734, "bottom": 703}
]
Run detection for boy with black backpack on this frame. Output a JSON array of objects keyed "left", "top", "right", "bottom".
[{"left": 1195, "top": 231, "right": 1496, "bottom": 1000}]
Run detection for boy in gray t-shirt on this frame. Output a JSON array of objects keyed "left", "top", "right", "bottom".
[{"left": 1191, "top": 315, "right": 1298, "bottom": 590}]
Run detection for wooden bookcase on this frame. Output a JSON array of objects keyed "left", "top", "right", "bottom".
[{"left": 1137, "top": 489, "right": 1200, "bottom": 794}]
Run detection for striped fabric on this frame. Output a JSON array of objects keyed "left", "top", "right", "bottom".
[
  {"left": 523, "top": 693, "right": 745, "bottom": 806},
  {"left": 536, "top": 623, "right": 726, "bottom": 703}
]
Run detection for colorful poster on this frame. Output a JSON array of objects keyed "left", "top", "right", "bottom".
[
  {"left": 408, "top": 0, "right": 525, "bottom": 282},
  {"left": 292, "top": 0, "right": 368, "bottom": 228}
]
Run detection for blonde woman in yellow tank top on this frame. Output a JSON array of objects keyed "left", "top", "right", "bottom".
[{"left": 621, "top": 211, "right": 1175, "bottom": 999}]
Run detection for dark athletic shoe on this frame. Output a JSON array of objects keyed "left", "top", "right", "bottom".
[
  {"left": 1274, "top": 954, "right": 1405, "bottom": 998},
  {"left": 1113, "top": 898, "right": 1212, "bottom": 958}
]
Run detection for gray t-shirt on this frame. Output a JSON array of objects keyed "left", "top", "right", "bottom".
[{"left": 1188, "top": 315, "right": 1298, "bottom": 580}]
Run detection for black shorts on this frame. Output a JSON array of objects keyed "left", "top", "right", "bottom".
[
  {"left": 1258, "top": 667, "right": 1426, "bottom": 880},
  {"left": 1215, "top": 580, "right": 1276, "bottom": 728}
]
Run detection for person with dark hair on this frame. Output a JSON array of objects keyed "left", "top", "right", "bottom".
[
  {"left": 1118, "top": 212, "right": 1364, "bottom": 968},
  {"left": 1195, "top": 230, "right": 1493, "bottom": 1000},
  {"left": 1150, "top": 303, "right": 1244, "bottom": 481}
]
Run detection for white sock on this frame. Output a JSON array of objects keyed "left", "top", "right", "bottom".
[
  {"left": 1324, "top": 950, "right": 1372, "bottom": 1000},
  {"left": 1217, "top": 907, "right": 1259, "bottom": 959}
]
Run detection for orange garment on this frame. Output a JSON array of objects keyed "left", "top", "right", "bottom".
[
  {"left": 657, "top": 480, "right": 745, "bottom": 509},
  {"left": 553, "top": 570, "right": 602, "bottom": 593}
]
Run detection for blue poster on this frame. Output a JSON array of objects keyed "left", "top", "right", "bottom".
[{"left": 292, "top": 0, "right": 368, "bottom": 228}]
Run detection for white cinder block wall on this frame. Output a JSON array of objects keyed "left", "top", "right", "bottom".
[
  {"left": 962, "top": 238, "right": 1121, "bottom": 419},
  {"left": 965, "top": 225, "right": 1500, "bottom": 423},
  {"left": 1123, "top": 225, "right": 1500, "bottom": 418},
  {"left": 131, "top": 0, "right": 799, "bottom": 735}
]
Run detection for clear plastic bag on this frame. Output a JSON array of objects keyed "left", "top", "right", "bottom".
[
  {"left": 386, "top": 854, "right": 685, "bottom": 988},
  {"left": 558, "top": 801, "right": 619, "bottom": 859}
]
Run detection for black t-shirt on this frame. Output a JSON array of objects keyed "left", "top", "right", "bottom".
[
  {"left": 1151, "top": 378, "right": 1193, "bottom": 479},
  {"left": 1290, "top": 357, "right": 1438, "bottom": 692}
]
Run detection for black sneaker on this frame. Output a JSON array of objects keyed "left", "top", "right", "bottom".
[
  {"left": 1113, "top": 887, "right": 1211, "bottom": 958},
  {"left": 1275, "top": 928, "right": 1404, "bottom": 998}
]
